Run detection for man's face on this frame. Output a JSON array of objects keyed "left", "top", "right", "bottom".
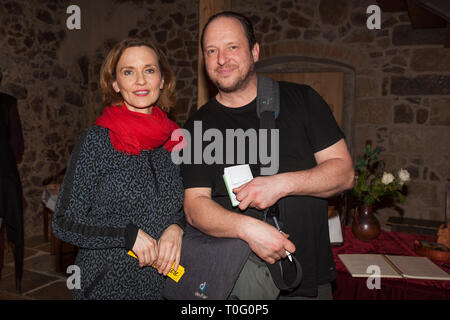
[{"left": 202, "top": 17, "right": 259, "bottom": 93}]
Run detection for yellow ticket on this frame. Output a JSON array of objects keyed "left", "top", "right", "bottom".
[{"left": 127, "top": 250, "right": 184, "bottom": 282}]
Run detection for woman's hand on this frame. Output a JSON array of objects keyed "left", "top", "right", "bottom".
[
  {"left": 154, "top": 224, "right": 183, "bottom": 276},
  {"left": 132, "top": 229, "right": 159, "bottom": 268}
]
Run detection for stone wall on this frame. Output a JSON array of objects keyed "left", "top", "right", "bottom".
[
  {"left": 232, "top": 0, "right": 449, "bottom": 226},
  {"left": 0, "top": 0, "right": 198, "bottom": 237},
  {"left": 1, "top": 0, "right": 449, "bottom": 238}
]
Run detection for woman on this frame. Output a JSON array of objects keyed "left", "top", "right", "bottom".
[{"left": 52, "top": 39, "right": 185, "bottom": 300}]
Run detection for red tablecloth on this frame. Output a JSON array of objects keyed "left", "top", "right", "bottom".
[{"left": 332, "top": 226, "right": 450, "bottom": 300}]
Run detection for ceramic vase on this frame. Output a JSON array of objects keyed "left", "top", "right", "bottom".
[{"left": 351, "top": 204, "right": 381, "bottom": 241}]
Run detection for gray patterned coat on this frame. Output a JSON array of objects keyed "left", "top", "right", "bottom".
[{"left": 52, "top": 126, "right": 184, "bottom": 300}]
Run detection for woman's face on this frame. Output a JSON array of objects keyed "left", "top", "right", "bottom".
[{"left": 112, "top": 46, "right": 164, "bottom": 114}]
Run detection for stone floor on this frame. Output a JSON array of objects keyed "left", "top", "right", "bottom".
[{"left": 0, "top": 235, "right": 72, "bottom": 300}]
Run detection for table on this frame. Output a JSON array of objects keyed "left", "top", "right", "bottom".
[{"left": 332, "top": 226, "right": 450, "bottom": 299}]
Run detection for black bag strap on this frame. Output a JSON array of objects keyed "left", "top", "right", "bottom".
[
  {"left": 257, "top": 75, "right": 279, "bottom": 176},
  {"left": 264, "top": 205, "right": 303, "bottom": 291},
  {"left": 256, "top": 75, "right": 280, "bottom": 122},
  {"left": 266, "top": 249, "right": 303, "bottom": 291},
  {"left": 256, "top": 76, "right": 303, "bottom": 291}
]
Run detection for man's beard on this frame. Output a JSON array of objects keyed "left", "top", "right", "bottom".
[{"left": 214, "top": 61, "right": 256, "bottom": 93}]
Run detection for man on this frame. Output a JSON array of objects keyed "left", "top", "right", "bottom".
[{"left": 181, "top": 11, "right": 354, "bottom": 299}]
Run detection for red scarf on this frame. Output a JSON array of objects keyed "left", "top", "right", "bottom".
[{"left": 95, "top": 103, "right": 183, "bottom": 155}]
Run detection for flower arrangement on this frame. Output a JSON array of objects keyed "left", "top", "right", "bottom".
[{"left": 351, "top": 141, "right": 410, "bottom": 207}]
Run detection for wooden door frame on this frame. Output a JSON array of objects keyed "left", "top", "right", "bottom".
[{"left": 197, "top": 0, "right": 231, "bottom": 109}]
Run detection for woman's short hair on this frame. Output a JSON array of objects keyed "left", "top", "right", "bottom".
[{"left": 100, "top": 39, "right": 176, "bottom": 112}]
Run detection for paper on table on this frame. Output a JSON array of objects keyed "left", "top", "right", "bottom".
[
  {"left": 338, "top": 254, "right": 403, "bottom": 278},
  {"left": 328, "top": 214, "right": 343, "bottom": 245},
  {"left": 223, "top": 164, "right": 254, "bottom": 207},
  {"left": 338, "top": 254, "right": 450, "bottom": 280},
  {"left": 385, "top": 255, "right": 450, "bottom": 281}
]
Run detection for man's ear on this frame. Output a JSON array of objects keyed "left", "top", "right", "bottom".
[{"left": 251, "top": 42, "right": 260, "bottom": 63}]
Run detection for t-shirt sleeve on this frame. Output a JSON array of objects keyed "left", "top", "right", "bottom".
[
  {"left": 303, "top": 85, "right": 345, "bottom": 153},
  {"left": 180, "top": 117, "right": 213, "bottom": 189}
]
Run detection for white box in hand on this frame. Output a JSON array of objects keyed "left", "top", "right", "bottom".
[{"left": 223, "top": 164, "right": 254, "bottom": 207}]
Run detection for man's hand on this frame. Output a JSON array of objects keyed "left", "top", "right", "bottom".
[
  {"left": 233, "top": 175, "right": 286, "bottom": 211},
  {"left": 241, "top": 218, "right": 296, "bottom": 264}
]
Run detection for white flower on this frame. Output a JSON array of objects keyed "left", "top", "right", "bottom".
[
  {"left": 381, "top": 172, "right": 395, "bottom": 185},
  {"left": 398, "top": 168, "right": 410, "bottom": 185}
]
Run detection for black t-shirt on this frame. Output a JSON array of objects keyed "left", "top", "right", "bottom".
[{"left": 181, "top": 81, "right": 344, "bottom": 296}]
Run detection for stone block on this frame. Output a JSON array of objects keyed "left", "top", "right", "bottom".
[
  {"left": 5, "top": 83, "right": 28, "bottom": 100},
  {"left": 429, "top": 98, "right": 450, "bottom": 127},
  {"left": 319, "top": 0, "right": 349, "bottom": 26},
  {"left": 343, "top": 30, "right": 375, "bottom": 43},
  {"left": 4, "top": 1, "right": 22, "bottom": 15},
  {"left": 350, "top": 12, "right": 367, "bottom": 27},
  {"left": 285, "top": 28, "right": 301, "bottom": 39},
  {"left": 173, "top": 97, "right": 190, "bottom": 115},
  {"left": 416, "top": 108, "right": 428, "bottom": 125},
  {"left": 355, "top": 98, "right": 392, "bottom": 124},
  {"left": 64, "top": 90, "right": 83, "bottom": 107},
  {"left": 392, "top": 24, "right": 446, "bottom": 46},
  {"left": 391, "top": 75, "right": 450, "bottom": 96},
  {"left": 389, "top": 127, "right": 424, "bottom": 154},
  {"left": 407, "top": 181, "right": 441, "bottom": 208},
  {"left": 410, "top": 48, "right": 450, "bottom": 72},
  {"left": 167, "top": 37, "right": 183, "bottom": 50},
  {"left": 170, "top": 12, "right": 184, "bottom": 26},
  {"left": 353, "top": 125, "right": 390, "bottom": 152},
  {"left": 35, "top": 9, "right": 54, "bottom": 24},
  {"left": 288, "top": 12, "right": 312, "bottom": 28},
  {"left": 356, "top": 77, "right": 380, "bottom": 98},
  {"left": 427, "top": 155, "right": 450, "bottom": 183},
  {"left": 394, "top": 104, "right": 413, "bottom": 123},
  {"left": 390, "top": 127, "right": 450, "bottom": 157}
]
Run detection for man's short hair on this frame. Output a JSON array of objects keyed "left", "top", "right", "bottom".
[{"left": 200, "top": 11, "right": 256, "bottom": 53}]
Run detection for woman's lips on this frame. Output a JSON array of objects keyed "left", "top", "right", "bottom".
[{"left": 133, "top": 90, "right": 150, "bottom": 96}]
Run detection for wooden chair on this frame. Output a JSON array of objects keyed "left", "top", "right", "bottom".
[{"left": 41, "top": 167, "right": 77, "bottom": 273}]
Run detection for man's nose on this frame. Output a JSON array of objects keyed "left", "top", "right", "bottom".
[{"left": 217, "top": 50, "right": 227, "bottom": 66}]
